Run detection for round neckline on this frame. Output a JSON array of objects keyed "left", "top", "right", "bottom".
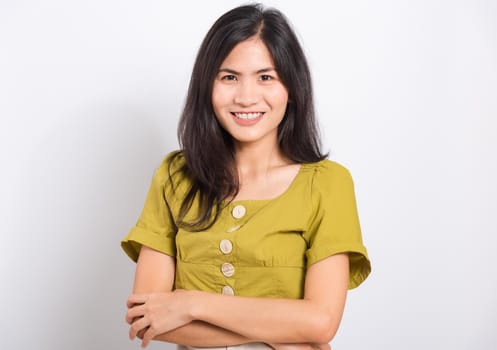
[{"left": 226, "top": 163, "right": 309, "bottom": 205}]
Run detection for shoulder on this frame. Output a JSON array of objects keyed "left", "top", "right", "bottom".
[
  {"left": 148, "top": 151, "right": 191, "bottom": 201},
  {"left": 304, "top": 159, "right": 354, "bottom": 189},
  {"left": 301, "top": 159, "right": 358, "bottom": 207},
  {"left": 153, "top": 150, "right": 186, "bottom": 180}
]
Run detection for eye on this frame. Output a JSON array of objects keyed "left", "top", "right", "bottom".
[
  {"left": 221, "top": 75, "right": 237, "bottom": 81},
  {"left": 259, "top": 74, "right": 273, "bottom": 81}
]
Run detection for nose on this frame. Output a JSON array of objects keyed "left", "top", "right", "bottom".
[{"left": 234, "top": 79, "right": 259, "bottom": 106}]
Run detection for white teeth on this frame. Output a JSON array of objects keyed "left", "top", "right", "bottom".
[{"left": 233, "top": 112, "right": 263, "bottom": 120}]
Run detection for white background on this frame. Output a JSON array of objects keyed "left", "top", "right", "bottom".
[{"left": 1, "top": 1, "right": 496, "bottom": 349}]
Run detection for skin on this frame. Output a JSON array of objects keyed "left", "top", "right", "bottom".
[
  {"left": 211, "top": 36, "right": 288, "bottom": 149},
  {"left": 212, "top": 36, "right": 299, "bottom": 196},
  {"left": 126, "top": 36, "right": 349, "bottom": 349}
]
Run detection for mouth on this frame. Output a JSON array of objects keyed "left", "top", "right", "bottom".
[{"left": 231, "top": 112, "right": 265, "bottom": 120}]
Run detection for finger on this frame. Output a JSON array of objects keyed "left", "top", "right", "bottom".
[
  {"left": 126, "top": 304, "right": 146, "bottom": 324},
  {"left": 127, "top": 294, "right": 148, "bottom": 308},
  {"left": 141, "top": 327, "right": 156, "bottom": 348},
  {"left": 126, "top": 314, "right": 142, "bottom": 326},
  {"left": 125, "top": 313, "right": 136, "bottom": 325},
  {"left": 137, "top": 327, "right": 148, "bottom": 340},
  {"left": 127, "top": 300, "right": 139, "bottom": 309},
  {"left": 127, "top": 296, "right": 138, "bottom": 309},
  {"left": 129, "top": 316, "right": 150, "bottom": 340}
]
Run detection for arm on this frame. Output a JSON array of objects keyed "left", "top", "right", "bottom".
[
  {"left": 189, "top": 253, "right": 349, "bottom": 344},
  {"left": 129, "top": 246, "right": 332, "bottom": 349},
  {"left": 128, "top": 245, "right": 251, "bottom": 346},
  {"left": 128, "top": 252, "right": 349, "bottom": 346}
]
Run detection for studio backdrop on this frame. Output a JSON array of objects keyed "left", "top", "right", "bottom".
[{"left": 1, "top": 1, "right": 496, "bottom": 349}]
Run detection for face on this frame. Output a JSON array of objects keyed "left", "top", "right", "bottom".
[{"left": 212, "top": 36, "right": 289, "bottom": 148}]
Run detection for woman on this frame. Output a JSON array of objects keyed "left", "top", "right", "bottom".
[{"left": 121, "top": 4, "right": 371, "bottom": 349}]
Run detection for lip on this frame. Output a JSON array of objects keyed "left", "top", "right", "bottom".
[{"left": 230, "top": 112, "right": 265, "bottom": 126}]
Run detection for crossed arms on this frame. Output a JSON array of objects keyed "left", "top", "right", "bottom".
[{"left": 126, "top": 246, "right": 349, "bottom": 349}]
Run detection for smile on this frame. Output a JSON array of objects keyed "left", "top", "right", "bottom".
[{"left": 232, "top": 112, "right": 264, "bottom": 120}]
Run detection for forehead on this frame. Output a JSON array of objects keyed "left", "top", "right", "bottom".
[{"left": 220, "top": 37, "right": 275, "bottom": 70}]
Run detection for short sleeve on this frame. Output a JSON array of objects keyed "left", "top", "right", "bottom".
[
  {"left": 304, "top": 161, "right": 371, "bottom": 289},
  {"left": 121, "top": 153, "right": 181, "bottom": 262}
]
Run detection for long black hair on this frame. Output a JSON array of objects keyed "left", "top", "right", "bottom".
[{"left": 171, "top": 3, "right": 327, "bottom": 230}]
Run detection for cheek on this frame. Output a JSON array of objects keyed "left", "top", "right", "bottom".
[
  {"left": 266, "top": 87, "right": 289, "bottom": 110},
  {"left": 212, "top": 86, "right": 229, "bottom": 125},
  {"left": 211, "top": 85, "right": 221, "bottom": 111},
  {"left": 212, "top": 83, "right": 232, "bottom": 110}
]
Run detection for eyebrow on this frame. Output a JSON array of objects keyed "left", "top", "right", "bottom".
[{"left": 218, "top": 67, "right": 276, "bottom": 75}]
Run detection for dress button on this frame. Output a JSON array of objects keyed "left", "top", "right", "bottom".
[
  {"left": 221, "top": 262, "right": 235, "bottom": 277},
  {"left": 219, "top": 239, "right": 233, "bottom": 254},
  {"left": 222, "top": 285, "right": 235, "bottom": 296},
  {"left": 232, "top": 204, "right": 246, "bottom": 219}
]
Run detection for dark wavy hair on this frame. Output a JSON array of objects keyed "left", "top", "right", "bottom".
[{"left": 171, "top": 3, "right": 327, "bottom": 230}]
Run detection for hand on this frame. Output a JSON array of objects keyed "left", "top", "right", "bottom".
[
  {"left": 126, "top": 290, "right": 194, "bottom": 348},
  {"left": 269, "top": 344, "right": 331, "bottom": 350}
]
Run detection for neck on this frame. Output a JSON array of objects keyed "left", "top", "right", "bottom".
[{"left": 234, "top": 140, "right": 289, "bottom": 179}]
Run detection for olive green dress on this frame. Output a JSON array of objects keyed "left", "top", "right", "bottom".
[{"left": 122, "top": 151, "right": 371, "bottom": 298}]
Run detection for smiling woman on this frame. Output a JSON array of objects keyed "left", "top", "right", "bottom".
[
  {"left": 121, "top": 3, "right": 371, "bottom": 350},
  {"left": 212, "top": 37, "right": 289, "bottom": 145}
]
